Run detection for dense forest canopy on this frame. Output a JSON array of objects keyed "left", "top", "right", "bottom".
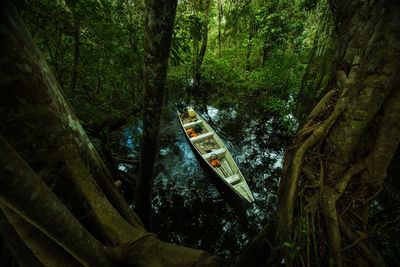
[
  {"left": 1, "top": 0, "right": 399, "bottom": 266},
  {"left": 17, "top": 0, "right": 315, "bottom": 134}
]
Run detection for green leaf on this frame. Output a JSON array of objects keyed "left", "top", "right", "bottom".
[{"left": 283, "top": 242, "right": 294, "bottom": 248}]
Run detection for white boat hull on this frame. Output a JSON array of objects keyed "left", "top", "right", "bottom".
[{"left": 177, "top": 109, "right": 255, "bottom": 203}]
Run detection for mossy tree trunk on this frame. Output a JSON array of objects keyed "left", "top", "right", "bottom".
[
  {"left": 236, "top": 1, "right": 400, "bottom": 266},
  {"left": 0, "top": 1, "right": 218, "bottom": 266},
  {"left": 0, "top": 209, "right": 43, "bottom": 267},
  {"left": 275, "top": 0, "right": 400, "bottom": 266},
  {"left": 135, "top": 0, "right": 178, "bottom": 229},
  {"left": 295, "top": 5, "right": 336, "bottom": 123}
]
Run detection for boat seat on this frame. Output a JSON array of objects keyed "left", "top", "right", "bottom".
[
  {"left": 190, "top": 132, "right": 213, "bottom": 143},
  {"left": 225, "top": 174, "right": 241, "bottom": 184},
  {"left": 202, "top": 148, "right": 225, "bottom": 161},
  {"left": 183, "top": 120, "right": 202, "bottom": 129}
]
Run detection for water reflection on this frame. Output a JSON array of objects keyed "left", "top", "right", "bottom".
[
  {"left": 120, "top": 118, "right": 142, "bottom": 157},
  {"left": 148, "top": 106, "right": 288, "bottom": 261}
]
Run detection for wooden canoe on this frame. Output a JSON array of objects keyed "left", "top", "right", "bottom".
[{"left": 177, "top": 109, "right": 255, "bottom": 203}]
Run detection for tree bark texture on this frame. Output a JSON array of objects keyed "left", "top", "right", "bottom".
[
  {"left": 0, "top": 3, "right": 143, "bottom": 243},
  {"left": 135, "top": 0, "right": 178, "bottom": 228},
  {"left": 0, "top": 209, "right": 43, "bottom": 267},
  {"left": 275, "top": 0, "right": 400, "bottom": 266},
  {"left": 0, "top": 131, "right": 116, "bottom": 266},
  {"left": 0, "top": 204, "right": 84, "bottom": 267},
  {"left": 295, "top": 6, "right": 336, "bottom": 123},
  {"left": 0, "top": 2, "right": 218, "bottom": 266}
]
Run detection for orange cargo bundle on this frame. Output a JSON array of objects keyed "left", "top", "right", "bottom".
[
  {"left": 210, "top": 159, "right": 221, "bottom": 167},
  {"left": 186, "top": 128, "right": 198, "bottom": 138}
]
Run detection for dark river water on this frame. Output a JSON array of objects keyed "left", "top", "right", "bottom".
[
  {"left": 119, "top": 106, "right": 290, "bottom": 261},
  {"left": 117, "top": 105, "right": 400, "bottom": 265}
]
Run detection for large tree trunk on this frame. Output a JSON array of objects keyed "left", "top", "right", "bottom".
[
  {"left": 295, "top": 6, "right": 335, "bottom": 123},
  {"left": 135, "top": 0, "right": 178, "bottom": 229},
  {"left": 0, "top": 209, "right": 43, "bottom": 267},
  {"left": 275, "top": 0, "right": 400, "bottom": 266},
  {"left": 0, "top": 2, "right": 218, "bottom": 266},
  {"left": 236, "top": 1, "right": 400, "bottom": 266},
  {"left": 0, "top": 136, "right": 118, "bottom": 266}
]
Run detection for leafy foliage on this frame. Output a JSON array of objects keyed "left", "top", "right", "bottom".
[
  {"left": 166, "top": 0, "right": 313, "bottom": 136},
  {"left": 11, "top": 1, "right": 400, "bottom": 265},
  {"left": 17, "top": 0, "right": 315, "bottom": 137},
  {"left": 18, "top": 0, "right": 144, "bottom": 125}
]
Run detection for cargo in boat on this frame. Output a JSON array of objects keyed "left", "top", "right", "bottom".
[{"left": 177, "top": 108, "right": 255, "bottom": 203}]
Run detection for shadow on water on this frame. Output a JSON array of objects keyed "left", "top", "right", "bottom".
[{"left": 145, "top": 106, "right": 290, "bottom": 261}]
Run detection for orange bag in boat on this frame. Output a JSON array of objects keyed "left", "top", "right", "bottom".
[
  {"left": 210, "top": 159, "right": 221, "bottom": 167},
  {"left": 191, "top": 133, "right": 198, "bottom": 138},
  {"left": 186, "top": 129, "right": 194, "bottom": 135}
]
